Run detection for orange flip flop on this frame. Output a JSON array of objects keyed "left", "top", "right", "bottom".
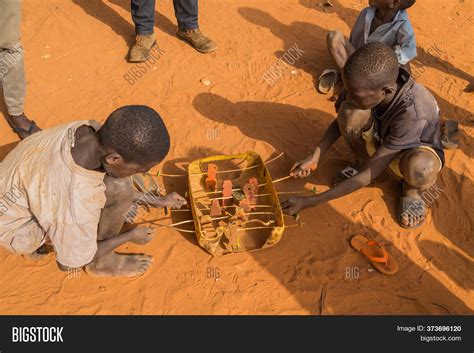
[{"left": 350, "top": 235, "right": 399, "bottom": 276}]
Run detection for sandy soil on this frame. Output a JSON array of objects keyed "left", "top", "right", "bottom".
[{"left": 0, "top": 0, "right": 472, "bottom": 315}]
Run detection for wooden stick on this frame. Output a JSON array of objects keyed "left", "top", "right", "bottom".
[
  {"left": 201, "top": 212, "right": 276, "bottom": 220},
  {"left": 270, "top": 175, "right": 293, "bottom": 184},
  {"left": 135, "top": 218, "right": 169, "bottom": 225},
  {"left": 166, "top": 226, "right": 196, "bottom": 233},
  {"left": 148, "top": 215, "right": 300, "bottom": 236},
  {"left": 241, "top": 219, "right": 275, "bottom": 226},
  {"left": 189, "top": 152, "right": 285, "bottom": 176},
  {"left": 160, "top": 173, "right": 187, "bottom": 177},
  {"left": 189, "top": 164, "right": 260, "bottom": 176},
  {"left": 196, "top": 195, "right": 234, "bottom": 201},
  {"left": 168, "top": 219, "right": 195, "bottom": 227},
  {"left": 198, "top": 187, "right": 243, "bottom": 195},
  {"left": 196, "top": 175, "right": 292, "bottom": 196},
  {"left": 146, "top": 171, "right": 186, "bottom": 178},
  {"left": 236, "top": 224, "right": 299, "bottom": 231},
  {"left": 196, "top": 205, "right": 273, "bottom": 210},
  {"left": 146, "top": 152, "right": 285, "bottom": 178},
  {"left": 216, "top": 190, "right": 309, "bottom": 198},
  {"left": 194, "top": 221, "right": 299, "bottom": 238},
  {"left": 253, "top": 175, "right": 292, "bottom": 189},
  {"left": 276, "top": 190, "right": 311, "bottom": 195},
  {"left": 148, "top": 212, "right": 276, "bottom": 229},
  {"left": 149, "top": 223, "right": 196, "bottom": 233},
  {"left": 264, "top": 151, "right": 285, "bottom": 165},
  {"left": 198, "top": 192, "right": 274, "bottom": 201}
]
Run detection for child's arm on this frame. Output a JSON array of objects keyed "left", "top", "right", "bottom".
[
  {"left": 290, "top": 119, "right": 341, "bottom": 178},
  {"left": 394, "top": 21, "right": 417, "bottom": 65},
  {"left": 282, "top": 145, "right": 400, "bottom": 215},
  {"left": 133, "top": 191, "right": 187, "bottom": 209}
]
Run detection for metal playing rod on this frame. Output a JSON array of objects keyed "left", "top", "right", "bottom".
[
  {"left": 196, "top": 175, "right": 293, "bottom": 196},
  {"left": 198, "top": 190, "right": 309, "bottom": 201},
  {"left": 188, "top": 152, "right": 284, "bottom": 176},
  {"left": 141, "top": 152, "right": 285, "bottom": 180},
  {"left": 236, "top": 224, "right": 300, "bottom": 231}
]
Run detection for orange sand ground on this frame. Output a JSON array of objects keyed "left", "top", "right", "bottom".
[{"left": 0, "top": 0, "right": 472, "bottom": 315}]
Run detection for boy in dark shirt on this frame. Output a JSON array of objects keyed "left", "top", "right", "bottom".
[{"left": 283, "top": 42, "right": 444, "bottom": 229}]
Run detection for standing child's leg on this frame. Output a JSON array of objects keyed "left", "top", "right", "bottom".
[
  {"left": 0, "top": 43, "right": 40, "bottom": 139},
  {"left": 174, "top": 0, "right": 217, "bottom": 53},
  {"left": 131, "top": 0, "right": 156, "bottom": 35},
  {"left": 129, "top": 0, "right": 157, "bottom": 62},
  {"left": 173, "top": 0, "right": 199, "bottom": 31}
]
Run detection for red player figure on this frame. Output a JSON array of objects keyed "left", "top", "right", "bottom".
[
  {"left": 210, "top": 199, "right": 222, "bottom": 217},
  {"left": 234, "top": 207, "right": 248, "bottom": 221},
  {"left": 222, "top": 180, "right": 233, "bottom": 206},
  {"left": 240, "top": 182, "right": 257, "bottom": 212},
  {"left": 205, "top": 164, "right": 218, "bottom": 191},
  {"left": 239, "top": 199, "right": 250, "bottom": 212},
  {"left": 248, "top": 177, "right": 258, "bottom": 191}
]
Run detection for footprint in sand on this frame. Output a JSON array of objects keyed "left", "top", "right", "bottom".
[{"left": 285, "top": 252, "right": 318, "bottom": 285}]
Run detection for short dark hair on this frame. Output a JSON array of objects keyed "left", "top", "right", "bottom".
[
  {"left": 400, "top": 0, "right": 416, "bottom": 10},
  {"left": 98, "top": 105, "right": 170, "bottom": 165},
  {"left": 343, "top": 42, "right": 399, "bottom": 90}
]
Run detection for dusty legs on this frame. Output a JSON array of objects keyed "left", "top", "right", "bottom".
[{"left": 85, "top": 176, "right": 154, "bottom": 277}]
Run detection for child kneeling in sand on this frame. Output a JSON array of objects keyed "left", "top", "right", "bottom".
[
  {"left": 0, "top": 105, "right": 186, "bottom": 277},
  {"left": 319, "top": 0, "right": 417, "bottom": 93},
  {"left": 283, "top": 42, "right": 444, "bottom": 229}
]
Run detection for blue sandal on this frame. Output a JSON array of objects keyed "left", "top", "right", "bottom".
[{"left": 9, "top": 119, "right": 40, "bottom": 140}]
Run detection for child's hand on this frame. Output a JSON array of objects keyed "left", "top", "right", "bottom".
[
  {"left": 290, "top": 155, "right": 318, "bottom": 178},
  {"left": 158, "top": 192, "right": 187, "bottom": 209},
  {"left": 281, "top": 196, "right": 306, "bottom": 216}
]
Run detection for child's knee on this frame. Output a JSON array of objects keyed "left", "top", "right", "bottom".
[{"left": 400, "top": 150, "right": 440, "bottom": 189}]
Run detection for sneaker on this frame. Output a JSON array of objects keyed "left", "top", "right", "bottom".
[
  {"left": 128, "top": 33, "right": 156, "bottom": 62},
  {"left": 176, "top": 28, "right": 217, "bottom": 53}
]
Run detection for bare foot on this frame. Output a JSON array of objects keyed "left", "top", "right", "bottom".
[
  {"left": 85, "top": 252, "right": 153, "bottom": 277},
  {"left": 400, "top": 211, "right": 425, "bottom": 228},
  {"left": 399, "top": 182, "right": 426, "bottom": 228},
  {"left": 129, "top": 226, "right": 155, "bottom": 245}
]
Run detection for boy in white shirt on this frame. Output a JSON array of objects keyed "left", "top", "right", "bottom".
[
  {"left": 319, "top": 0, "right": 417, "bottom": 93},
  {"left": 0, "top": 105, "right": 186, "bottom": 277}
]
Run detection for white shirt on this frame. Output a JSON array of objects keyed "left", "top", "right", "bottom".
[
  {"left": 349, "top": 7, "right": 417, "bottom": 65},
  {"left": 0, "top": 121, "right": 106, "bottom": 267}
]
